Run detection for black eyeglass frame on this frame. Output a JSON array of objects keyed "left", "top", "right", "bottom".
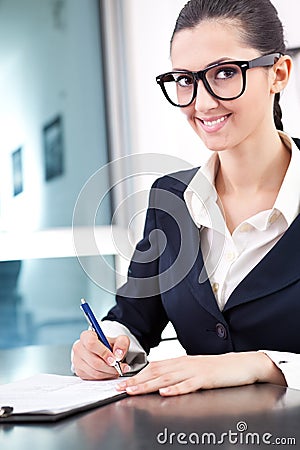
[{"left": 156, "top": 52, "right": 282, "bottom": 107}]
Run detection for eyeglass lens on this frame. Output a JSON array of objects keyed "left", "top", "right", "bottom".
[{"left": 162, "top": 63, "right": 244, "bottom": 106}]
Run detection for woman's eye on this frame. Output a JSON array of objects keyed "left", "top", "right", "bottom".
[
  {"left": 215, "top": 67, "right": 237, "bottom": 80},
  {"left": 177, "top": 75, "right": 193, "bottom": 87}
]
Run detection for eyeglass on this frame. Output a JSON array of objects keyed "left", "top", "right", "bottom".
[{"left": 156, "top": 53, "right": 281, "bottom": 107}]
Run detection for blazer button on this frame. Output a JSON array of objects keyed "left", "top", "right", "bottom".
[{"left": 216, "top": 323, "right": 227, "bottom": 339}]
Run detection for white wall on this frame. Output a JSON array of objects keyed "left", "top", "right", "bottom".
[{"left": 271, "top": 0, "right": 300, "bottom": 136}]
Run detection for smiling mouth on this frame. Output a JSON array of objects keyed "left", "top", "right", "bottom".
[{"left": 200, "top": 114, "right": 230, "bottom": 127}]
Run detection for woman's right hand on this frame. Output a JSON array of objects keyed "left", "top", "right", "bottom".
[{"left": 72, "top": 330, "right": 131, "bottom": 380}]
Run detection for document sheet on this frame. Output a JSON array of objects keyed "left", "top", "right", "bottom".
[{"left": 0, "top": 373, "right": 127, "bottom": 415}]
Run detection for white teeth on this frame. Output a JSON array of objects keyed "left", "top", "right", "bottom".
[{"left": 203, "top": 115, "right": 228, "bottom": 127}]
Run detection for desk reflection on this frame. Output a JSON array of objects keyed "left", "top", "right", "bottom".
[
  {"left": 120, "top": 383, "right": 287, "bottom": 417},
  {"left": 74, "top": 383, "right": 300, "bottom": 449}
]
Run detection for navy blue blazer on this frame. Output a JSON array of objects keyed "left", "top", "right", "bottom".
[{"left": 103, "top": 168, "right": 300, "bottom": 356}]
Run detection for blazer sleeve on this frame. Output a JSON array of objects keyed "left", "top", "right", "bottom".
[{"left": 102, "top": 177, "right": 170, "bottom": 354}]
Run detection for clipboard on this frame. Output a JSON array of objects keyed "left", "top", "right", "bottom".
[
  {"left": 0, "top": 373, "right": 129, "bottom": 423},
  {"left": 0, "top": 392, "right": 128, "bottom": 423}
]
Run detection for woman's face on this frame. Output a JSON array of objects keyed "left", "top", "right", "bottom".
[{"left": 171, "top": 20, "right": 275, "bottom": 152}]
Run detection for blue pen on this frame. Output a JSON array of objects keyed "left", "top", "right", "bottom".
[{"left": 80, "top": 298, "right": 123, "bottom": 376}]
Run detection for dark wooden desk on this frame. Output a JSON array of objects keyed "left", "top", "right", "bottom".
[{"left": 0, "top": 345, "right": 300, "bottom": 449}]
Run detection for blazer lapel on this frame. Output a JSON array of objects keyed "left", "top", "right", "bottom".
[
  {"left": 157, "top": 168, "right": 300, "bottom": 317},
  {"left": 157, "top": 171, "right": 225, "bottom": 321},
  {"left": 224, "top": 214, "right": 300, "bottom": 311}
]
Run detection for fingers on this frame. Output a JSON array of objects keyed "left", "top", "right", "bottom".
[
  {"left": 72, "top": 331, "right": 117, "bottom": 380},
  {"left": 72, "top": 330, "right": 130, "bottom": 380},
  {"left": 159, "top": 380, "right": 198, "bottom": 397},
  {"left": 111, "top": 335, "right": 130, "bottom": 362},
  {"left": 117, "top": 359, "right": 189, "bottom": 396}
]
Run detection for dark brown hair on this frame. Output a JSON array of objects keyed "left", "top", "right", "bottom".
[{"left": 171, "top": 0, "right": 286, "bottom": 130}]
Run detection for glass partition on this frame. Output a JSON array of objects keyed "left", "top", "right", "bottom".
[
  {"left": 0, "top": 256, "right": 116, "bottom": 349},
  {"left": 0, "top": 0, "right": 113, "bottom": 348}
]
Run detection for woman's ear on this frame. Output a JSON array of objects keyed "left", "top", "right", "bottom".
[{"left": 271, "top": 55, "right": 293, "bottom": 94}]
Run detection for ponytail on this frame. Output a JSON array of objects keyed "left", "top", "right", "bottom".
[{"left": 273, "top": 93, "right": 283, "bottom": 131}]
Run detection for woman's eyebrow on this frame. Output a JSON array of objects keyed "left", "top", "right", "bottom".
[{"left": 205, "top": 57, "right": 235, "bottom": 67}]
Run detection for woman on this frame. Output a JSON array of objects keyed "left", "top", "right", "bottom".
[{"left": 72, "top": 0, "right": 300, "bottom": 396}]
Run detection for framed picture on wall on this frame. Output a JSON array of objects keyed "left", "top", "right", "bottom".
[
  {"left": 43, "top": 115, "right": 65, "bottom": 181},
  {"left": 12, "top": 147, "right": 24, "bottom": 196}
]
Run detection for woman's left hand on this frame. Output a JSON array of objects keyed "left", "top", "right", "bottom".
[{"left": 116, "top": 352, "right": 286, "bottom": 397}]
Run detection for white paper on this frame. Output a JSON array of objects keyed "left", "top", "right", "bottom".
[{"left": 0, "top": 373, "right": 127, "bottom": 415}]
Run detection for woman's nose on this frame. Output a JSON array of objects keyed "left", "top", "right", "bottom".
[{"left": 194, "top": 80, "right": 219, "bottom": 112}]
